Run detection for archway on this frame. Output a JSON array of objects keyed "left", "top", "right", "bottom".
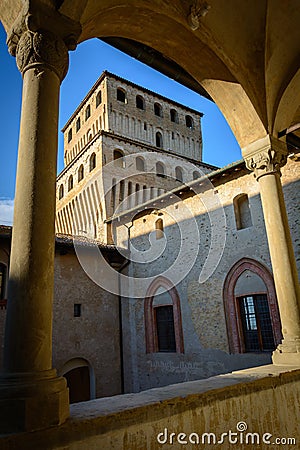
[{"left": 59, "top": 358, "right": 96, "bottom": 403}]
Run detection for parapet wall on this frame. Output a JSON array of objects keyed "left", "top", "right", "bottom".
[{"left": 1, "top": 365, "right": 299, "bottom": 449}]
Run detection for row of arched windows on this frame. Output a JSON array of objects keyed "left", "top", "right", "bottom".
[
  {"left": 116, "top": 87, "right": 195, "bottom": 129},
  {"left": 111, "top": 111, "right": 199, "bottom": 157},
  {"left": 66, "top": 117, "right": 103, "bottom": 165},
  {"left": 110, "top": 178, "right": 166, "bottom": 212},
  {"left": 58, "top": 153, "right": 96, "bottom": 199},
  {"left": 113, "top": 150, "right": 200, "bottom": 182},
  {"left": 67, "top": 90, "right": 102, "bottom": 143},
  {"left": 56, "top": 179, "right": 102, "bottom": 237}
]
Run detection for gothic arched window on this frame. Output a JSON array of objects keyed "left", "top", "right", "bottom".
[
  {"left": 144, "top": 277, "right": 184, "bottom": 353},
  {"left": 78, "top": 164, "right": 84, "bottom": 182}
]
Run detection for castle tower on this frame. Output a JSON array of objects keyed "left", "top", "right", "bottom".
[{"left": 56, "top": 72, "right": 215, "bottom": 243}]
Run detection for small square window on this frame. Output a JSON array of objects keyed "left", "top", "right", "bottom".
[{"left": 74, "top": 303, "right": 81, "bottom": 317}]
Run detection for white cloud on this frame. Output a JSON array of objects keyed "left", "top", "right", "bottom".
[{"left": 0, "top": 198, "right": 14, "bottom": 226}]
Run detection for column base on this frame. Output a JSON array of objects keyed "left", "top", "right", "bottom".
[
  {"left": 0, "top": 369, "right": 69, "bottom": 433},
  {"left": 272, "top": 339, "right": 300, "bottom": 366}
]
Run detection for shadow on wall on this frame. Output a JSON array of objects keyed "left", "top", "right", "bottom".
[{"left": 117, "top": 177, "right": 299, "bottom": 391}]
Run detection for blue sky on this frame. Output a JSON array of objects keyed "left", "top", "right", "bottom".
[{"left": 0, "top": 23, "right": 241, "bottom": 225}]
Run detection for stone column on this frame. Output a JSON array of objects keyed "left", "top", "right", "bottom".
[
  {"left": 0, "top": 6, "right": 80, "bottom": 433},
  {"left": 244, "top": 135, "right": 300, "bottom": 366}
]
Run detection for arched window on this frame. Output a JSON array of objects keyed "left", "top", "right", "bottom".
[
  {"left": 89, "top": 153, "right": 96, "bottom": 172},
  {"left": 117, "top": 88, "right": 126, "bottom": 103},
  {"left": 156, "top": 161, "right": 165, "bottom": 177},
  {"left": 85, "top": 105, "right": 91, "bottom": 120},
  {"left": 68, "top": 175, "right": 73, "bottom": 191},
  {"left": 119, "top": 180, "right": 125, "bottom": 204},
  {"left": 175, "top": 166, "right": 183, "bottom": 182},
  {"left": 59, "top": 184, "right": 64, "bottom": 200},
  {"left": 67, "top": 128, "right": 72, "bottom": 143},
  {"left": 223, "top": 258, "right": 282, "bottom": 353},
  {"left": 78, "top": 164, "right": 84, "bottom": 182},
  {"left": 76, "top": 117, "right": 81, "bottom": 132},
  {"left": 156, "top": 131, "right": 163, "bottom": 148},
  {"left": 136, "top": 156, "right": 145, "bottom": 171},
  {"left": 154, "top": 102, "right": 162, "bottom": 117},
  {"left": 233, "top": 193, "right": 252, "bottom": 230},
  {"left": 96, "top": 91, "right": 102, "bottom": 107},
  {"left": 155, "top": 218, "right": 164, "bottom": 239},
  {"left": 144, "top": 276, "right": 184, "bottom": 353},
  {"left": 170, "top": 109, "right": 178, "bottom": 123},
  {"left": 0, "top": 263, "right": 7, "bottom": 300},
  {"left": 87, "top": 130, "right": 92, "bottom": 142},
  {"left": 185, "top": 115, "right": 194, "bottom": 129},
  {"left": 113, "top": 149, "right": 125, "bottom": 168},
  {"left": 193, "top": 170, "right": 200, "bottom": 180},
  {"left": 136, "top": 95, "right": 145, "bottom": 110}
]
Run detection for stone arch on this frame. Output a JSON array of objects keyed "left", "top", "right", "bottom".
[
  {"left": 59, "top": 357, "right": 96, "bottom": 402},
  {"left": 72, "top": 3, "right": 274, "bottom": 148},
  {"left": 223, "top": 258, "right": 282, "bottom": 353},
  {"left": 274, "top": 69, "right": 300, "bottom": 135},
  {"left": 144, "top": 276, "right": 184, "bottom": 353}
]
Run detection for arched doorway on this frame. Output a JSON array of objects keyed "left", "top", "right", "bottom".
[{"left": 59, "top": 358, "right": 95, "bottom": 404}]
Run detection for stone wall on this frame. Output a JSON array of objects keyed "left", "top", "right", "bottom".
[
  {"left": 106, "top": 75, "right": 203, "bottom": 161},
  {"left": 0, "top": 238, "right": 123, "bottom": 401},
  {"left": 1, "top": 366, "right": 299, "bottom": 449},
  {"left": 53, "top": 247, "right": 122, "bottom": 399},
  {"left": 116, "top": 157, "right": 300, "bottom": 392}
]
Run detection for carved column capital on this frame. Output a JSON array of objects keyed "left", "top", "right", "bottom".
[
  {"left": 243, "top": 135, "right": 288, "bottom": 179},
  {"left": 15, "top": 29, "right": 69, "bottom": 80},
  {"left": 187, "top": 1, "right": 211, "bottom": 31},
  {"left": 6, "top": 1, "right": 81, "bottom": 81}
]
